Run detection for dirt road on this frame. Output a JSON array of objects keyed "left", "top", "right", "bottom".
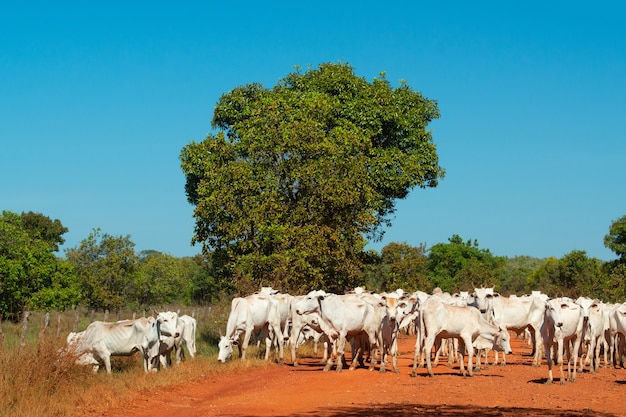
[{"left": 100, "top": 335, "right": 624, "bottom": 416}]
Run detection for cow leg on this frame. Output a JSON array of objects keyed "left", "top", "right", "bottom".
[
  {"left": 271, "top": 323, "right": 285, "bottom": 365},
  {"left": 570, "top": 338, "right": 581, "bottom": 383},
  {"left": 390, "top": 337, "right": 400, "bottom": 373},
  {"left": 104, "top": 354, "right": 113, "bottom": 374},
  {"left": 411, "top": 332, "right": 423, "bottom": 377},
  {"left": 532, "top": 328, "right": 543, "bottom": 367},
  {"left": 557, "top": 339, "right": 566, "bottom": 385},
  {"left": 424, "top": 335, "right": 436, "bottom": 377},
  {"left": 335, "top": 336, "right": 347, "bottom": 373},
  {"left": 464, "top": 336, "right": 474, "bottom": 377},
  {"left": 323, "top": 339, "right": 336, "bottom": 372},
  {"left": 545, "top": 342, "right": 554, "bottom": 385},
  {"left": 241, "top": 328, "right": 254, "bottom": 360}
]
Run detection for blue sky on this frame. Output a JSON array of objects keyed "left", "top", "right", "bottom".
[{"left": 1, "top": 2, "right": 624, "bottom": 261}]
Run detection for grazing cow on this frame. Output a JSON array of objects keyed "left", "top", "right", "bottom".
[
  {"left": 541, "top": 297, "right": 585, "bottom": 385},
  {"left": 67, "top": 317, "right": 162, "bottom": 374},
  {"left": 217, "top": 293, "right": 285, "bottom": 363},
  {"left": 294, "top": 290, "right": 382, "bottom": 372},
  {"left": 412, "top": 296, "right": 512, "bottom": 378}
]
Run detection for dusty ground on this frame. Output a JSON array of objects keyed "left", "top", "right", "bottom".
[{"left": 100, "top": 335, "right": 625, "bottom": 417}]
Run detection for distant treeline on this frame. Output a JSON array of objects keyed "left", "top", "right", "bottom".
[{"left": 2, "top": 210, "right": 625, "bottom": 320}]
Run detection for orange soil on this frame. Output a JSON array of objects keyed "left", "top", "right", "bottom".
[{"left": 99, "top": 334, "right": 624, "bottom": 417}]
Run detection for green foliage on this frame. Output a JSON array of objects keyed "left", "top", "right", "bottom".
[
  {"left": 605, "top": 215, "right": 626, "bottom": 262},
  {"left": 65, "top": 228, "right": 137, "bottom": 311},
  {"left": 131, "top": 251, "right": 188, "bottom": 309},
  {"left": 20, "top": 211, "right": 68, "bottom": 252},
  {"left": 181, "top": 62, "right": 444, "bottom": 293},
  {"left": 427, "top": 234, "right": 504, "bottom": 293},
  {"left": 499, "top": 256, "right": 544, "bottom": 295},
  {"left": 602, "top": 262, "right": 626, "bottom": 302},
  {"left": 558, "top": 250, "right": 603, "bottom": 299},
  {"left": 365, "top": 242, "right": 429, "bottom": 293},
  {"left": 0, "top": 211, "right": 80, "bottom": 318}
]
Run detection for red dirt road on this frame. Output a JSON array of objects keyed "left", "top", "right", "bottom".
[{"left": 101, "top": 335, "right": 624, "bottom": 417}]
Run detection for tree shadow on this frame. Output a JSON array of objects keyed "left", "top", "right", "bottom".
[{"left": 278, "top": 402, "right": 616, "bottom": 417}]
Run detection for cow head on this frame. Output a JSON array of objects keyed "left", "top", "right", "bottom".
[
  {"left": 295, "top": 290, "right": 327, "bottom": 316},
  {"left": 156, "top": 311, "right": 181, "bottom": 339},
  {"left": 494, "top": 326, "right": 512, "bottom": 354},
  {"left": 217, "top": 335, "right": 238, "bottom": 363}
]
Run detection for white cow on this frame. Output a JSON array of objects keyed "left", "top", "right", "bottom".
[
  {"left": 377, "top": 290, "right": 417, "bottom": 373},
  {"left": 217, "top": 293, "right": 285, "bottom": 363},
  {"left": 575, "top": 297, "right": 607, "bottom": 373},
  {"left": 412, "top": 296, "right": 512, "bottom": 377},
  {"left": 294, "top": 290, "right": 382, "bottom": 372},
  {"left": 158, "top": 313, "right": 197, "bottom": 367},
  {"left": 541, "top": 297, "right": 585, "bottom": 385},
  {"left": 472, "top": 289, "right": 546, "bottom": 367},
  {"left": 66, "top": 317, "right": 163, "bottom": 374},
  {"left": 609, "top": 302, "right": 626, "bottom": 368},
  {"left": 286, "top": 294, "right": 328, "bottom": 367}
]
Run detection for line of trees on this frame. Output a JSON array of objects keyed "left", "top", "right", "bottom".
[
  {"left": 0, "top": 211, "right": 221, "bottom": 320},
  {"left": 2, "top": 209, "right": 625, "bottom": 321}
]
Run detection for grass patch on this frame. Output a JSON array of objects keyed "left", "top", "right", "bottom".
[{"left": 0, "top": 300, "right": 286, "bottom": 417}]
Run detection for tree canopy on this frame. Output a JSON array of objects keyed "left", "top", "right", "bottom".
[
  {"left": 605, "top": 215, "right": 626, "bottom": 262},
  {"left": 180, "top": 63, "right": 444, "bottom": 292},
  {"left": 0, "top": 211, "right": 80, "bottom": 318}
]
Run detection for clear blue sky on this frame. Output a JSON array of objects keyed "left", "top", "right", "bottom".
[{"left": 2, "top": 1, "right": 624, "bottom": 261}]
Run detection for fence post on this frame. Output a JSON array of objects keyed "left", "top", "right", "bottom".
[
  {"left": 104, "top": 309, "right": 109, "bottom": 322},
  {"left": 56, "top": 314, "right": 62, "bottom": 339},
  {"left": 73, "top": 308, "right": 79, "bottom": 332},
  {"left": 39, "top": 312, "right": 50, "bottom": 342},
  {"left": 19, "top": 310, "right": 30, "bottom": 353},
  {"left": 0, "top": 313, "right": 4, "bottom": 352}
]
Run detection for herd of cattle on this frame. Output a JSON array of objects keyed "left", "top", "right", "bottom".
[
  {"left": 217, "top": 286, "right": 626, "bottom": 385},
  {"left": 62, "top": 311, "right": 197, "bottom": 374}
]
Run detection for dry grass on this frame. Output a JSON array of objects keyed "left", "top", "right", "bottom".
[{"left": 0, "top": 302, "right": 300, "bottom": 417}]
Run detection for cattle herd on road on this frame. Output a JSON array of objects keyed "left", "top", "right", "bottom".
[
  {"left": 217, "top": 286, "right": 626, "bottom": 385},
  {"left": 62, "top": 310, "right": 197, "bottom": 374}
]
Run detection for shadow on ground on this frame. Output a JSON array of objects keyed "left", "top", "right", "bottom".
[{"left": 273, "top": 403, "right": 615, "bottom": 417}]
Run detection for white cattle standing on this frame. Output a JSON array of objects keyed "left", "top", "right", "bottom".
[
  {"left": 412, "top": 296, "right": 512, "bottom": 377},
  {"left": 217, "top": 293, "right": 285, "bottom": 363},
  {"left": 472, "top": 288, "right": 546, "bottom": 367},
  {"left": 541, "top": 297, "right": 585, "bottom": 385},
  {"left": 158, "top": 312, "right": 197, "bottom": 367},
  {"left": 294, "top": 290, "right": 382, "bottom": 372}
]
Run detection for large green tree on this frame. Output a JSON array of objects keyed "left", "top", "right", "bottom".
[{"left": 181, "top": 63, "right": 444, "bottom": 293}]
